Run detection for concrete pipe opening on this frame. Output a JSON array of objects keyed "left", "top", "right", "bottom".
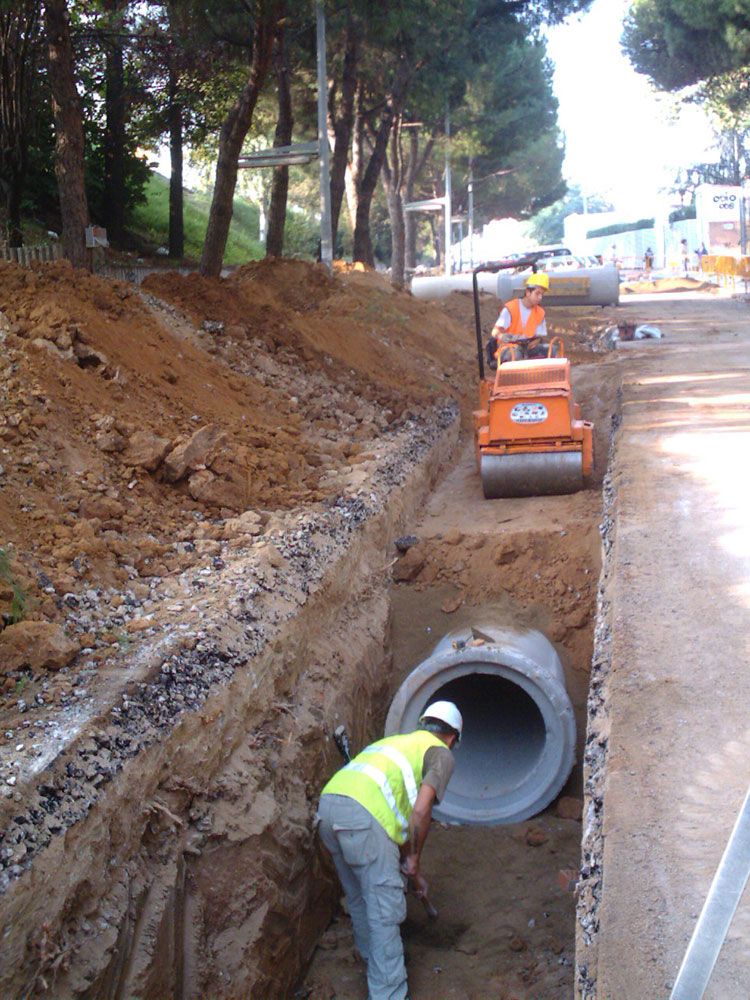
[{"left": 385, "top": 626, "right": 576, "bottom": 825}]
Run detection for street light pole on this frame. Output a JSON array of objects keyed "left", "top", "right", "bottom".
[
  {"left": 468, "top": 162, "right": 474, "bottom": 269},
  {"left": 444, "top": 104, "right": 452, "bottom": 276},
  {"left": 315, "top": 0, "right": 333, "bottom": 272}
]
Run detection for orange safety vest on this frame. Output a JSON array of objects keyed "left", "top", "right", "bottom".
[{"left": 503, "top": 297, "right": 545, "bottom": 340}]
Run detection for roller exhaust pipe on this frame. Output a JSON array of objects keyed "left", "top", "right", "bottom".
[{"left": 385, "top": 626, "right": 575, "bottom": 825}]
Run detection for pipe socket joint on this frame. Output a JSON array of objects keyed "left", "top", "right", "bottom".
[{"left": 385, "top": 626, "right": 575, "bottom": 825}]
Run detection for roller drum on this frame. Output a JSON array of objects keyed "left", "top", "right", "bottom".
[{"left": 480, "top": 451, "right": 583, "bottom": 498}]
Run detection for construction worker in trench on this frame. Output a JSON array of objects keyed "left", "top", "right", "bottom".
[
  {"left": 317, "top": 701, "right": 462, "bottom": 1000},
  {"left": 486, "top": 270, "right": 556, "bottom": 367}
]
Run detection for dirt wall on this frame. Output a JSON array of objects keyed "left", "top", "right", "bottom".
[{"left": 0, "top": 396, "right": 459, "bottom": 1000}]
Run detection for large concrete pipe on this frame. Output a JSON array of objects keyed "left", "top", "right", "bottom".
[
  {"left": 410, "top": 272, "right": 501, "bottom": 299},
  {"left": 385, "top": 626, "right": 575, "bottom": 825},
  {"left": 496, "top": 267, "right": 620, "bottom": 307}
]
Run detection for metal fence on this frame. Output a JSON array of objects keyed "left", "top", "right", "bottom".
[
  {"left": 701, "top": 254, "right": 750, "bottom": 289},
  {"left": 0, "top": 242, "right": 63, "bottom": 265},
  {"left": 0, "top": 244, "right": 233, "bottom": 285}
]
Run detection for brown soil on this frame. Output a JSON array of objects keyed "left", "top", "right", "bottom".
[
  {"left": 0, "top": 258, "right": 620, "bottom": 999},
  {"left": 307, "top": 819, "right": 583, "bottom": 1000},
  {"left": 0, "top": 267, "right": 609, "bottom": 714},
  {"left": 0, "top": 259, "right": 473, "bottom": 710}
]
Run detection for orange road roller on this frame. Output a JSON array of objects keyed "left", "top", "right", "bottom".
[{"left": 471, "top": 262, "right": 594, "bottom": 499}]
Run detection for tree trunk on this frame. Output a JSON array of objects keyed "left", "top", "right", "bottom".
[
  {"left": 344, "top": 82, "right": 364, "bottom": 235},
  {"left": 103, "top": 0, "right": 126, "bottom": 245},
  {"left": 404, "top": 130, "right": 427, "bottom": 273},
  {"left": 0, "top": 1, "right": 40, "bottom": 248},
  {"left": 352, "top": 65, "right": 410, "bottom": 267},
  {"left": 383, "top": 117, "right": 405, "bottom": 288},
  {"left": 430, "top": 214, "right": 441, "bottom": 269},
  {"left": 167, "top": 53, "right": 184, "bottom": 258},
  {"left": 328, "top": 17, "right": 357, "bottom": 248},
  {"left": 404, "top": 204, "right": 416, "bottom": 274},
  {"left": 266, "top": 21, "right": 291, "bottom": 258},
  {"left": 200, "top": 6, "right": 278, "bottom": 278},
  {"left": 44, "top": 0, "right": 89, "bottom": 269}
]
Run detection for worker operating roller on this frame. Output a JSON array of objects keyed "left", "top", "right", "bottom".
[
  {"left": 486, "top": 271, "right": 555, "bottom": 367},
  {"left": 472, "top": 261, "right": 594, "bottom": 498},
  {"left": 316, "top": 701, "right": 462, "bottom": 1000}
]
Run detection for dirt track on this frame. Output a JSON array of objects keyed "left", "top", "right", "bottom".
[{"left": 578, "top": 291, "right": 750, "bottom": 1000}]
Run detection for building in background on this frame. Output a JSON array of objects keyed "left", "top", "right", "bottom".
[{"left": 694, "top": 184, "right": 741, "bottom": 252}]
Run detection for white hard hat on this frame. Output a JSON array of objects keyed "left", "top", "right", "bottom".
[{"left": 419, "top": 701, "right": 463, "bottom": 742}]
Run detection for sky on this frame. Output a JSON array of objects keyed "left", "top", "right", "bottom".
[{"left": 545, "top": 0, "right": 717, "bottom": 216}]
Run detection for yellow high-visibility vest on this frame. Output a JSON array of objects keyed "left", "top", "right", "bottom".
[{"left": 322, "top": 730, "right": 445, "bottom": 844}]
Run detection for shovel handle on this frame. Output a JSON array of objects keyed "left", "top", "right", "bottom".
[
  {"left": 419, "top": 894, "right": 439, "bottom": 920},
  {"left": 409, "top": 878, "right": 438, "bottom": 920}
]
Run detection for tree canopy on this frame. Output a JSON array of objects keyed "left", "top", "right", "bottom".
[
  {"left": 5, "top": 0, "right": 595, "bottom": 275},
  {"left": 621, "top": 0, "right": 750, "bottom": 92},
  {"left": 622, "top": 1, "right": 750, "bottom": 194}
]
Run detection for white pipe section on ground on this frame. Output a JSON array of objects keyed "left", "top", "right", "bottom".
[
  {"left": 410, "top": 272, "right": 502, "bottom": 299},
  {"left": 411, "top": 267, "right": 619, "bottom": 306},
  {"left": 385, "top": 626, "right": 575, "bottom": 825}
]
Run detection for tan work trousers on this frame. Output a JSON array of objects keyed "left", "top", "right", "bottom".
[{"left": 317, "top": 794, "right": 408, "bottom": 1000}]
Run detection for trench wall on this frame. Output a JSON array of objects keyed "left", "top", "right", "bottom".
[
  {"left": 0, "top": 411, "right": 459, "bottom": 999},
  {"left": 575, "top": 406, "right": 621, "bottom": 998}
]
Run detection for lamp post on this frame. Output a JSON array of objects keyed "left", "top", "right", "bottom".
[
  {"left": 444, "top": 105, "right": 452, "bottom": 276},
  {"left": 468, "top": 162, "right": 474, "bottom": 268},
  {"left": 315, "top": 0, "right": 333, "bottom": 271}
]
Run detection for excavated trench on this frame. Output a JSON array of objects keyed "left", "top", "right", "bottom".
[
  {"left": 0, "top": 327, "right": 620, "bottom": 999},
  {"left": 301, "top": 503, "right": 605, "bottom": 999},
  {"left": 301, "top": 355, "right": 619, "bottom": 998}
]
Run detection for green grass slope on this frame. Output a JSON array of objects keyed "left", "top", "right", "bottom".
[{"left": 130, "top": 172, "right": 265, "bottom": 264}]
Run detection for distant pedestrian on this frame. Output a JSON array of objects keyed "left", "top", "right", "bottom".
[
  {"left": 680, "top": 238, "right": 689, "bottom": 275},
  {"left": 643, "top": 247, "right": 654, "bottom": 274}
]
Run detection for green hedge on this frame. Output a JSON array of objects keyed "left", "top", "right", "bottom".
[{"left": 586, "top": 218, "right": 655, "bottom": 239}]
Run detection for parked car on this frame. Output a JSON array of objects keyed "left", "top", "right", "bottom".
[
  {"left": 541, "top": 254, "right": 588, "bottom": 271},
  {"left": 521, "top": 244, "right": 573, "bottom": 264}
]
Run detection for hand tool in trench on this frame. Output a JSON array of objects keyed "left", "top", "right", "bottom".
[{"left": 331, "top": 724, "right": 439, "bottom": 920}]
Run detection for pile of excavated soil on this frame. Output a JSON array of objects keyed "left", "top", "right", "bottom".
[
  {"left": 0, "top": 259, "right": 614, "bottom": 738},
  {"left": 0, "top": 258, "right": 472, "bottom": 721},
  {"left": 142, "top": 259, "right": 473, "bottom": 406}
]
